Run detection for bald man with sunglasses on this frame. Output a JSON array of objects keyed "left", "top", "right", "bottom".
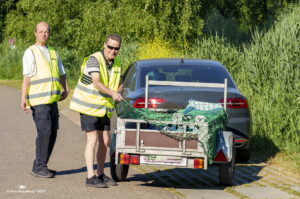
[{"left": 70, "top": 34, "right": 123, "bottom": 188}]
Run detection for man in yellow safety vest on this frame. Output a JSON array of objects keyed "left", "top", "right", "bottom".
[
  {"left": 21, "top": 21, "right": 69, "bottom": 178},
  {"left": 70, "top": 34, "right": 123, "bottom": 188}
]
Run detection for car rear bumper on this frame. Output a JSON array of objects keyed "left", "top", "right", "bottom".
[{"left": 227, "top": 117, "right": 251, "bottom": 149}]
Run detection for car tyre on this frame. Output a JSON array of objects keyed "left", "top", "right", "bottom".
[{"left": 110, "top": 152, "right": 129, "bottom": 182}]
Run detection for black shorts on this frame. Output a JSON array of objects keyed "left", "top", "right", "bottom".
[{"left": 80, "top": 113, "right": 110, "bottom": 132}]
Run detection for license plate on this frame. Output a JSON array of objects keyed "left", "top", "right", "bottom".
[{"left": 140, "top": 155, "right": 187, "bottom": 166}]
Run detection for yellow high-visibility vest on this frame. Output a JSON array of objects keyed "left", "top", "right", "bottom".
[
  {"left": 27, "top": 45, "right": 62, "bottom": 107},
  {"left": 69, "top": 52, "right": 121, "bottom": 118}
]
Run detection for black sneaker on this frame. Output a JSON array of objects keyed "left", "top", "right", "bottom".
[
  {"left": 99, "top": 174, "right": 118, "bottom": 186},
  {"left": 86, "top": 176, "right": 108, "bottom": 188},
  {"left": 31, "top": 169, "right": 54, "bottom": 178},
  {"left": 49, "top": 169, "right": 56, "bottom": 176}
]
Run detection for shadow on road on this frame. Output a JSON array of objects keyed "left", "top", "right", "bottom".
[
  {"left": 250, "top": 135, "right": 280, "bottom": 164},
  {"left": 56, "top": 162, "right": 110, "bottom": 175},
  {"left": 126, "top": 164, "right": 265, "bottom": 189}
]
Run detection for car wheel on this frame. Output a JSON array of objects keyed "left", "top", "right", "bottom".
[
  {"left": 219, "top": 144, "right": 236, "bottom": 186},
  {"left": 110, "top": 152, "right": 129, "bottom": 182}
]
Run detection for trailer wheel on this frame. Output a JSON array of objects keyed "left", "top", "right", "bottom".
[
  {"left": 110, "top": 152, "right": 129, "bottom": 182},
  {"left": 219, "top": 145, "right": 236, "bottom": 186}
]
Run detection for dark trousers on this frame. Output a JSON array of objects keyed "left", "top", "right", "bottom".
[{"left": 31, "top": 102, "right": 59, "bottom": 172}]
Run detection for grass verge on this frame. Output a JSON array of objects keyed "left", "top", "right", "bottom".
[
  {"left": 0, "top": 79, "right": 73, "bottom": 110},
  {"left": 0, "top": 80, "right": 22, "bottom": 90},
  {"left": 267, "top": 152, "right": 300, "bottom": 179}
]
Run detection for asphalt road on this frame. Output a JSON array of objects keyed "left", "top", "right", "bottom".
[
  {"left": 0, "top": 85, "right": 180, "bottom": 199},
  {"left": 1, "top": 85, "right": 300, "bottom": 199}
]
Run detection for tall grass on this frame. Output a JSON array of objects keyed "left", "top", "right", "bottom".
[
  {"left": 189, "top": 36, "right": 241, "bottom": 80},
  {"left": 117, "top": 41, "right": 139, "bottom": 73},
  {"left": 0, "top": 43, "right": 24, "bottom": 80},
  {"left": 237, "top": 5, "right": 300, "bottom": 152},
  {"left": 0, "top": 43, "right": 81, "bottom": 88},
  {"left": 188, "top": 5, "right": 300, "bottom": 154},
  {"left": 56, "top": 48, "right": 80, "bottom": 88}
]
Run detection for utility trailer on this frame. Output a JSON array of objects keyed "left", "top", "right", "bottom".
[{"left": 110, "top": 77, "right": 235, "bottom": 186}]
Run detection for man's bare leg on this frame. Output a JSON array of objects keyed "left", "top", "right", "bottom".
[
  {"left": 85, "top": 131, "right": 98, "bottom": 178},
  {"left": 96, "top": 130, "right": 109, "bottom": 175}
]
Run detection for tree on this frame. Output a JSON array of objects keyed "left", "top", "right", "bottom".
[{"left": 0, "top": 0, "right": 18, "bottom": 41}]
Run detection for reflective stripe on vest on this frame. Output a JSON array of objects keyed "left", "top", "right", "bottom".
[
  {"left": 69, "top": 52, "right": 121, "bottom": 118},
  {"left": 27, "top": 45, "right": 62, "bottom": 106}
]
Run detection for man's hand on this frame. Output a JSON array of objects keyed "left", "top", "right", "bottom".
[
  {"left": 111, "top": 91, "right": 123, "bottom": 102},
  {"left": 21, "top": 76, "right": 30, "bottom": 113},
  {"left": 21, "top": 98, "right": 29, "bottom": 113},
  {"left": 90, "top": 72, "right": 123, "bottom": 102},
  {"left": 59, "top": 75, "right": 69, "bottom": 101},
  {"left": 59, "top": 89, "right": 69, "bottom": 101}
]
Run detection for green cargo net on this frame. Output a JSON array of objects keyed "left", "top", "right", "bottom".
[{"left": 116, "top": 100, "right": 227, "bottom": 164}]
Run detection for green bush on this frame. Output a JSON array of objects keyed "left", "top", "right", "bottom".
[
  {"left": 71, "top": 1, "right": 156, "bottom": 57},
  {"left": 4, "top": 0, "right": 204, "bottom": 55},
  {"left": 202, "top": 8, "right": 250, "bottom": 44},
  {"left": 4, "top": 0, "right": 89, "bottom": 47}
]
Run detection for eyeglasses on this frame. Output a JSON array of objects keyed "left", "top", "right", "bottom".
[{"left": 106, "top": 44, "right": 120, "bottom": 51}]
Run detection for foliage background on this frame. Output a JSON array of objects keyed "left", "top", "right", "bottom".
[{"left": 0, "top": 0, "right": 299, "bottom": 158}]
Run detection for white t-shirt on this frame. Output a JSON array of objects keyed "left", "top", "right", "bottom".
[{"left": 22, "top": 45, "right": 65, "bottom": 77}]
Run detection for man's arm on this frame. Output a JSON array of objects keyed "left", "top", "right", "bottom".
[
  {"left": 91, "top": 72, "right": 123, "bottom": 101},
  {"left": 117, "top": 78, "right": 124, "bottom": 93},
  {"left": 59, "top": 75, "right": 69, "bottom": 101},
  {"left": 117, "top": 84, "right": 124, "bottom": 93},
  {"left": 21, "top": 76, "right": 31, "bottom": 112}
]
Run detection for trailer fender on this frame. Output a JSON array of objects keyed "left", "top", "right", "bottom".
[{"left": 215, "top": 131, "right": 234, "bottom": 162}]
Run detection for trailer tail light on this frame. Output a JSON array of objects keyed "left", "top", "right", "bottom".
[
  {"left": 194, "top": 158, "right": 204, "bottom": 169},
  {"left": 119, "top": 154, "right": 140, "bottom": 165},
  {"left": 129, "top": 155, "right": 140, "bottom": 165},
  {"left": 213, "top": 150, "right": 228, "bottom": 162},
  {"left": 133, "top": 98, "right": 166, "bottom": 108},
  {"left": 119, "top": 154, "right": 130, "bottom": 165},
  {"left": 219, "top": 98, "right": 249, "bottom": 108}
]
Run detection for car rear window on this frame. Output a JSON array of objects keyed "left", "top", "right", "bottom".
[{"left": 139, "top": 65, "right": 235, "bottom": 88}]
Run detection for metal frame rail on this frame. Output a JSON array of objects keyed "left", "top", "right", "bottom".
[{"left": 145, "top": 75, "right": 228, "bottom": 110}]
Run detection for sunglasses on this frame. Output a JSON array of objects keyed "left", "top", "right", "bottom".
[{"left": 106, "top": 45, "right": 120, "bottom": 51}]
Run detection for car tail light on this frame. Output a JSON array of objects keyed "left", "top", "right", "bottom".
[
  {"left": 119, "top": 154, "right": 140, "bottom": 165},
  {"left": 194, "top": 158, "right": 204, "bottom": 169},
  {"left": 213, "top": 150, "right": 228, "bottom": 162},
  {"left": 219, "top": 98, "right": 249, "bottom": 108},
  {"left": 133, "top": 98, "right": 166, "bottom": 108}
]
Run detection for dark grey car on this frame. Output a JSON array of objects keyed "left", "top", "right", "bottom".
[{"left": 119, "top": 58, "right": 252, "bottom": 161}]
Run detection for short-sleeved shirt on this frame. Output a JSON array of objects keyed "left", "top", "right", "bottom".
[
  {"left": 22, "top": 45, "right": 65, "bottom": 77},
  {"left": 81, "top": 51, "right": 122, "bottom": 85}
]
